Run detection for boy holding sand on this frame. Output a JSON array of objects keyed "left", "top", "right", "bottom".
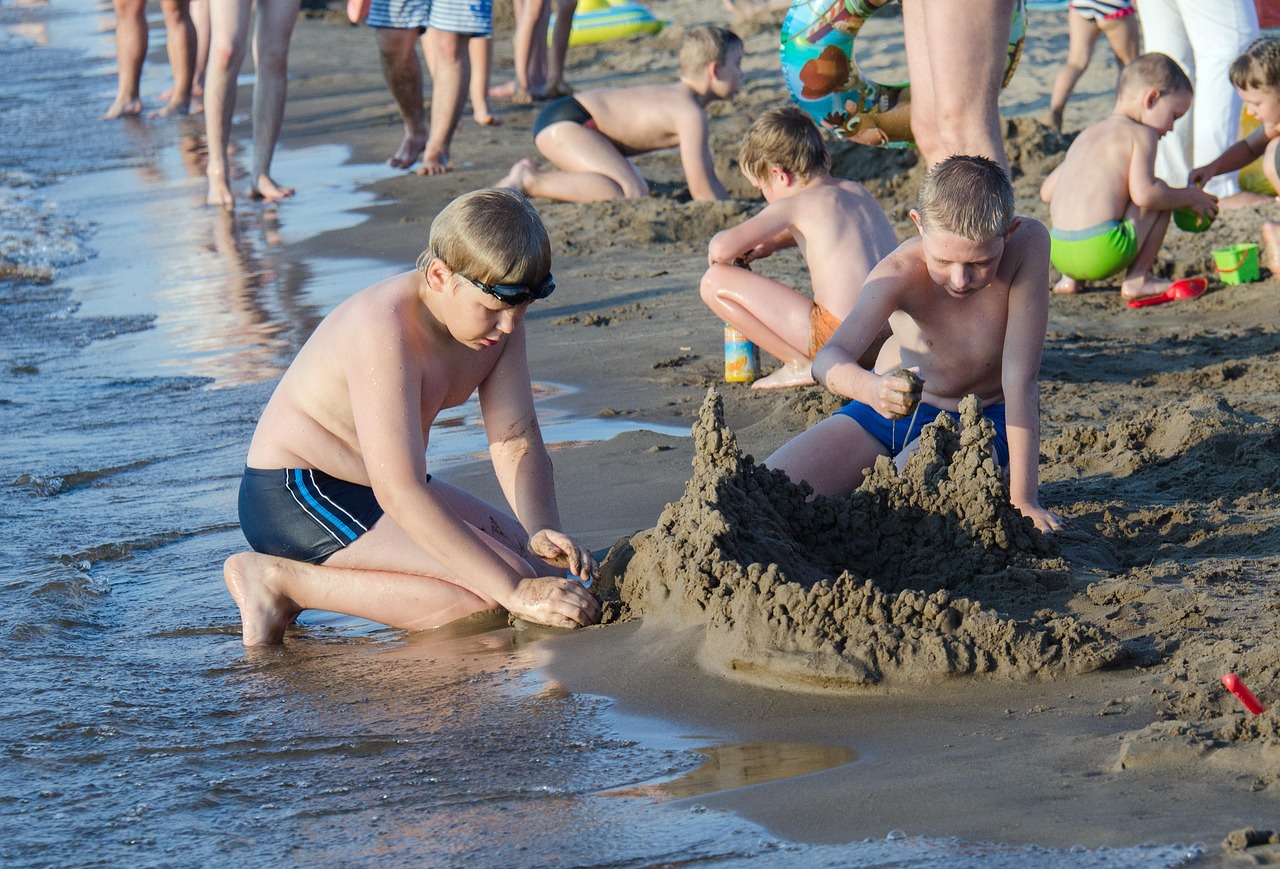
[
  {"left": 1040, "top": 53, "right": 1218, "bottom": 299},
  {"left": 224, "top": 188, "right": 599, "bottom": 645},
  {"left": 701, "top": 106, "right": 898, "bottom": 389},
  {"left": 1189, "top": 37, "right": 1280, "bottom": 270},
  {"left": 497, "top": 24, "right": 743, "bottom": 202},
  {"left": 767, "top": 155, "right": 1062, "bottom": 533}
]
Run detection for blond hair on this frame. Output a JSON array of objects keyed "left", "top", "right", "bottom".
[
  {"left": 417, "top": 188, "right": 551, "bottom": 285},
  {"left": 916, "top": 155, "right": 1015, "bottom": 243},
  {"left": 1119, "top": 52, "right": 1193, "bottom": 99},
  {"left": 678, "top": 24, "right": 742, "bottom": 79},
  {"left": 1230, "top": 37, "right": 1280, "bottom": 91},
  {"left": 739, "top": 105, "right": 830, "bottom": 183}
]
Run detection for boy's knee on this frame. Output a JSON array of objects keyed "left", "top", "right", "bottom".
[{"left": 620, "top": 178, "right": 649, "bottom": 199}]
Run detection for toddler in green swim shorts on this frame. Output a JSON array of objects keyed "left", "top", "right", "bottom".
[{"left": 1040, "top": 52, "right": 1218, "bottom": 300}]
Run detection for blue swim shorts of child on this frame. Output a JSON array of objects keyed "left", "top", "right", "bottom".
[
  {"left": 238, "top": 467, "right": 389, "bottom": 564},
  {"left": 834, "top": 399, "right": 1009, "bottom": 467},
  {"left": 366, "top": 0, "right": 492, "bottom": 36},
  {"left": 1049, "top": 218, "right": 1138, "bottom": 282}
]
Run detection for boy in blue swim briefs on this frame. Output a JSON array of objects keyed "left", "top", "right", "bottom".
[
  {"left": 224, "top": 188, "right": 600, "bottom": 646},
  {"left": 767, "top": 156, "right": 1061, "bottom": 534},
  {"left": 1040, "top": 52, "right": 1218, "bottom": 299}
]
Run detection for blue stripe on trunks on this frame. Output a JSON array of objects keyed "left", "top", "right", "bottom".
[{"left": 292, "top": 469, "right": 359, "bottom": 541}]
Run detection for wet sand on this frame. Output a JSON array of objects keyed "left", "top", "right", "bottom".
[{"left": 258, "top": 0, "right": 1280, "bottom": 860}]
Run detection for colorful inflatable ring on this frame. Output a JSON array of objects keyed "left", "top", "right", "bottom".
[
  {"left": 779, "top": 0, "right": 1026, "bottom": 148},
  {"left": 1238, "top": 108, "right": 1276, "bottom": 196},
  {"left": 553, "top": 0, "right": 664, "bottom": 48}
]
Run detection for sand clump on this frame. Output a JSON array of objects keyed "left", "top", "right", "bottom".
[{"left": 599, "top": 388, "right": 1122, "bottom": 691}]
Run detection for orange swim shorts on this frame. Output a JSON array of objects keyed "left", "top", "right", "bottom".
[{"left": 809, "top": 303, "right": 842, "bottom": 358}]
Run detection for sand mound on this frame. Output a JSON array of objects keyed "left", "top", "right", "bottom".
[{"left": 599, "top": 388, "right": 1122, "bottom": 691}]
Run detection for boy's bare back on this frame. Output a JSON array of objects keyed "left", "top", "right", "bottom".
[
  {"left": 575, "top": 84, "right": 711, "bottom": 156},
  {"left": 1046, "top": 114, "right": 1159, "bottom": 232}
]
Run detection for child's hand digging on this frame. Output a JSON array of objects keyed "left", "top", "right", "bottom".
[{"left": 877, "top": 368, "right": 923, "bottom": 420}]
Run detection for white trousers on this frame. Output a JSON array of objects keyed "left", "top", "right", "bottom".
[{"left": 1138, "top": 0, "right": 1260, "bottom": 198}]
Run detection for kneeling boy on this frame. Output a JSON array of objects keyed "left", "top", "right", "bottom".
[{"left": 224, "top": 188, "right": 600, "bottom": 645}]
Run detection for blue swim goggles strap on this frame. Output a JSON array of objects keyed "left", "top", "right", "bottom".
[{"left": 457, "top": 272, "right": 556, "bottom": 307}]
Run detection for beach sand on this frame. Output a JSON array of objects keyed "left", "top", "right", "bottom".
[{"left": 276, "top": 1, "right": 1280, "bottom": 859}]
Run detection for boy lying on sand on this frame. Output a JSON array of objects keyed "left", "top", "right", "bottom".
[
  {"left": 701, "top": 106, "right": 898, "bottom": 389},
  {"left": 1040, "top": 53, "right": 1218, "bottom": 300},
  {"left": 767, "top": 155, "right": 1062, "bottom": 533},
  {"left": 224, "top": 188, "right": 600, "bottom": 645},
  {"left": 1190, "top": 37, "right": 1280, "bottom": 270},
  {"left": 497, "top": 25, "right": 743, "bottom": 202}
]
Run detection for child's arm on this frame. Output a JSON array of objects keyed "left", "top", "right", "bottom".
[
  {"left": 676, "top": 105, "right": 729, "bottom": 201},
  {"left": 1038, "top": 163, "right": 1061, "bottom": 204},
  {"left": 1190, "top": 127, "right": 1271, "bottom": 187},
  {"left": 707, "top": 202, "right": 796, "bottom": 266},
  {"left": 479, "top": 323, "right": 597, "bottom": 584},
  {"left": 1129, "top": 130, "right": 1218, "bottom": 216},
  {"left": 1000, "top": 221, "right": 1061, "bottom": 533}
]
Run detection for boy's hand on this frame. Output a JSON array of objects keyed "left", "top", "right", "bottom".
[
  {"left": 507, "top": 576, "right": 601, "bottom": 628},
  {"left": 1016, "top": 501, "right": 1063, "bottom": 533},
  {"left": 874, "top": 369, "right": 924, "bottom": 420},
  {"left": 529, "top": 528, "right": 600, "bottom": 584},
  {"left": 1189, "top": 188, "right": 1219, "bottom": 219},
  {"left": 1187, "top": 166, "right": 1213, "bottom": 189}
]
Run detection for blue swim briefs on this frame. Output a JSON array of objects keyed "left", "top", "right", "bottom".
[
  {"left": 367, "top": 0, "right": 492, "bottom": 36},
  {"left": 834, "top": 399, "right": 1009, "bottom": 466},
  {"left": 238, "top": 467, "right": 390, "bottom": 564}
]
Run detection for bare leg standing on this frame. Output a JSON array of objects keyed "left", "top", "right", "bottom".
[{"left": 249, "top": 0, "right": 301, "bottom": 200}]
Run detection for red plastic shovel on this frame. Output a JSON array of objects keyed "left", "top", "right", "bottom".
[
  {"left": 1126, "top": 276, "right": 1208, "bottom": 309},
  {"left": 1223, "top": 673, "right": 1267, "bottom": 715}
]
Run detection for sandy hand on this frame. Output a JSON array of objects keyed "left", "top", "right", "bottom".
[
  {"left": 507, "top": 576, "right": 601, "bottom": 628},
  {"left": 529, "top": 528, "right": 599, "bottom": 584},
  {"left": 878, "top": 368, "right": 923, "bottom": 419}
]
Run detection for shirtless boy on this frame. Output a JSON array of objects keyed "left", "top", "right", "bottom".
[
  {"left": 1189, "top": 37, "right": 1280, "bottom": 270},
  {"left": 767, "top": 155, "right": 1062, "bottom": 533},
  {"left": 1039, "top": 52, "right": 1218, "bottom": 299},
  {"left": 497, "top": 24, "right": 743, "bottom": 202},
  {"left": 701, "top": 106, "right": 898, "bottom": 389},
  {"left": 224, "top": 188, "right": 600, "bottom": 645}
]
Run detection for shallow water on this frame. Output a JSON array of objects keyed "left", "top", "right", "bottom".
[{"left": 0, "top": 2, "right": 1198, "bottom": 866}]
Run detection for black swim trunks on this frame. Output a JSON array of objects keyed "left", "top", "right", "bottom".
[
  {"left": 532, "top": 95, "right": 598, "bottom": 139},
  {"left": 238, "top": 467, "right": 392, "bottom": 564}
]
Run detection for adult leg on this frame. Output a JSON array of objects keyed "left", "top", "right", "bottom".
[
  {"left": 1098, "top": 13, "right": 1139, "bottom": 67},
  {"left": 104, "top": 0, "right": 147, "bottom": 119},
  {"left": 468, "top": 36, "right": 501, "bottom": 125},
  {"left": 700, "top": 263, "right": 816, "bottom": 388},
  {"left": 902, "top": 0, "right": 1014, "bottom": 170},
  {"left": 502, "top": 122, "right": 646, "bottom": 200},
  {"left": 1045, "top": 12, "right": 1100, "bottom": 132},
  {"left": 545, "top": 0, "right": 576, "bottom": 96},
  {"left": 204, "top": 0, "right": 254, "bottom": 207},
  {"left": 510, "top": 0, "right": 546, "bottom": 101},
  {"left": 420, "top": 28, "right": 471, "bottom": 174},
  {"left": 765, "top": 415, "right": 887, "bottom": 498},
  {"left": 1137, "top": 0, "right": 1192, "bottom": 188},
  {"left": 248, "top": 0, "right": 302, "bottom": 201},
  {"left": 378, "top": 27, "right": 428, "bottom": 167},
  {"left": 154, "top": 0, "right": 196, "bottom": 117},
  {"left": 191, "top": 0, "right": 210, "bottom": 94}
]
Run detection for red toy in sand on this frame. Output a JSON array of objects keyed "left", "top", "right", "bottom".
[
  {"left": 1223, "top": 673, "right": 1267, "bottom": 715},
  {"left": 1126, "top": 276, "right": 1208, "bottom": 309}
]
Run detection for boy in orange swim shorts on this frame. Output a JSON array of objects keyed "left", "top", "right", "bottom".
[{"left": 700, "top": 106, "right": 898, "bottom": 388}]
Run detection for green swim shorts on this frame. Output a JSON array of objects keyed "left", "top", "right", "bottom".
[{"left": 1049, "top": 219, "right": 1138, "bottom": 282}]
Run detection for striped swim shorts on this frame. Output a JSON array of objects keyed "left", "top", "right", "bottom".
[{"left": 366, "top": 0, "right": 493, "bottom": 36}]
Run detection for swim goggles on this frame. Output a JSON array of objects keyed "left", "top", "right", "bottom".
[{"left": 458, "top": 272, "right": 556, "bottom": 307}]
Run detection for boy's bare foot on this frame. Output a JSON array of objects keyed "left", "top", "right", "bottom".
[
  {"left": 418, "top": 147, "right": 451, "bottom": 176},
  {"left": 752, "top": 361, "right": 815, "bottom": 389},
  {"left": 1051, "top": 275, "right": 1080, "bottom": 294},
  {"left": 387, "top": 131, "right": 426, "bottom": 169},
  {"left": 223, "top": 552, "right": 302, "bottom": 646},
  {"left": 252, "top": 175, "right": 295, "bottom": 202},
  {"left": 1263, "top": 221, "right": 1280, "bottom": 273},
  {"left": 473, "top": 112, "right": 502, "bottom": 127},
  {"left": 102, "top": 96, "right": 144, "bottom": 120},
  {"left": 496, "top": 158, "right": 538, "bottom": 193},
  {"left": 1120, "top": 275, "right": 1172, "bottom": 301},
  {"left": 489, "top": 79, "right": 517, "bottom": 99},
  {"left": 207, "top": 168, "right": 235, "bottom": 209},
  {"left": 1217, "top": 190, "right": 1276, "bottom": 210}
]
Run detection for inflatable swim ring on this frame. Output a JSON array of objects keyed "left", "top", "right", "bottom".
[
  {"left": 779, "top": 0, "right": 1026, "bottom": 148},
  {"left": 552, "top": 0, "right": 664, "bottom": 48},
  {"left": 1238, "top": 108, "right": 1276, "bottom": 196}
]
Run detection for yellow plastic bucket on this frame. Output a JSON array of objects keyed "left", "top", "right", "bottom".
[{"left": 1213, "top": 243, "right": 1260, "bottom": 285}]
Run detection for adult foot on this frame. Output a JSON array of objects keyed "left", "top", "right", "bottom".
[
  {"left": 1217, "top": 190, "right": 1276, "bottom": 210},
  {"left": 751, "top": 361, "right": 815, "bottom": 389},
  {"left": 1120, "top": 276, "right": 1172, "bottom": 301},
  {"left": 473, "top": 111, "right": 503, "bottom": 126},
  {"left": 488, "top": 79, "right": 516, "bottom": 99},
  {"left": 545, "top": 80, "right": 574, "bottom": 98},
  {"left": 102, "top": 97, "right": 144, "bottom": 120},
  {"left": 223, "top": 552, "right": 302, "bottom": 646},
  {"left": 387, "top": 131, "right": 426, "bottom": 169},
  {"left": 496, "top": 158, "right": 538, "bottom": 193},
  {"left": 1263, "top": 221, "right": 1280, "bottom": 273},
  {"left": 251, "top": 175, "right": 295, "bottom": 203},
  {"left": 206, "top": 168, "right": 235, "bottom": 209},
  {"left": 1051, "top": 275, "right": 1080, "bottom": 294},
  {"left": 1044, "top": 106, "right": 1064, "bottom": 133},
  {"left": 149, "top": 97, "right": 191, "bottom": 119},
  {"left": 418, "top": 147, "right": 451, "bottom": 176}
]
